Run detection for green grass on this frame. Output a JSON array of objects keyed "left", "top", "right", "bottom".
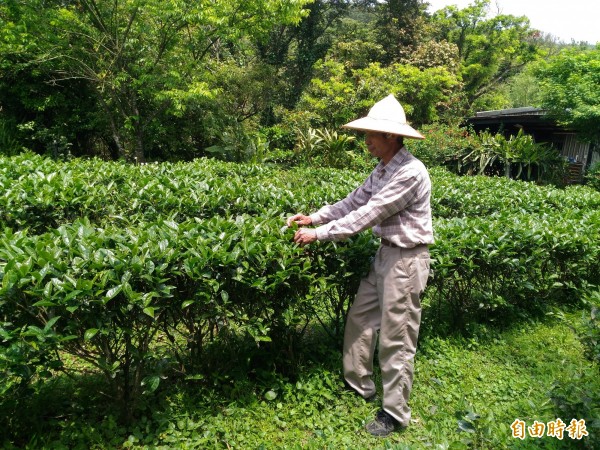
[{"left": 1, "top": 310, "right": 598, "bottom": 449}]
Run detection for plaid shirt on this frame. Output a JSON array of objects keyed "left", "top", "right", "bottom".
[{"left": 310, "top": 147, "right": 434, "bottom": 248}]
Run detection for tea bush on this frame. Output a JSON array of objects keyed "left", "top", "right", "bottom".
[
  {"left": 0, "top": 152, "right": 367, "bottom": 232},
  {"left": 429, "top": 209, "right": 600, "bottom": 330},
  {"left": 0, "top": 215, "right": 375, "bottom": 416},
  {"left": 1, "top": 153, "right": 599, "bottom": 417}
]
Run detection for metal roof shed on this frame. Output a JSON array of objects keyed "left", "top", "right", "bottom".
[{"left": 467, "top": 107, "right": 600, "bottom": 177}]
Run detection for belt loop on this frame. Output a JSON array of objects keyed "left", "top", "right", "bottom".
[
  {"left": 381, "top": 238, "right": 398, "bottom": 248},
  {"left": 380, "top": 238, "right": 392, "bottom": 247}
]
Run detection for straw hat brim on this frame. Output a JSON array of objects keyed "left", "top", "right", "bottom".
[{"left": 343, "top": 117, "right": 425, "bottom": 140}]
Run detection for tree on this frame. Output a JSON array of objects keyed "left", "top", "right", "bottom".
[
  {"left": 428, "top": 0, "right": 540, "bottom": 111},
  {"left": 3, "top": 0, "right": 312, "bottom": 161},
  {"left": 286, "top": 59, "right": 460, "bottom": 132},
  {"left": 0, "top": 0, "right": 101, "bottom": 157},
  {"left": 256, "top": 0, "right": 352, "bottom": 113},
  {"left": 535, "top": 46, "right": 600, "bottom": 142},
  {"left": 401, "top": 39, "right": 460, "bottom": 73},
  {"left": 373, "top": 0, "right": 429, "bottom": 64}
]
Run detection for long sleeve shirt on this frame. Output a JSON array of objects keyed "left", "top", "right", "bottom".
[{"left": 309, "top": 147, "right": 434, "bottom": 248}]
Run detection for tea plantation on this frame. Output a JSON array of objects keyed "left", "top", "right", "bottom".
[{"left": 1, "top": 153, "right": 599, "bottom": 449}]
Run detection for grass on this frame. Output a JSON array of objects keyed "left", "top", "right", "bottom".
[{"left": 1, "top": 309, "right": 598, "bottom": 449}]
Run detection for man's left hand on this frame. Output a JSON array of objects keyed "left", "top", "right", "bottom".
[{"left": 294, "top": 228, "right": 317, "bottom": 246}]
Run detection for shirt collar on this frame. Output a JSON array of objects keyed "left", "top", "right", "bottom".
[{"left": 376, "top": 147, "right": 409, "bottom": 175}]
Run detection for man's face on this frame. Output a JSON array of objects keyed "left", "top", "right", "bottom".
[{"left": 365, "top": 132, "right": 395, "bottom": 159}]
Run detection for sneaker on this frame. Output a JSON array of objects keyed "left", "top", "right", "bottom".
[{"left": 366, "top": 409, "right": 399, "bottom": 437}]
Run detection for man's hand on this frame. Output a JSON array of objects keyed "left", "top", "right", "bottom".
[
  {"left": 286, "top": 213, "right": 317, "bottom": 246},
  {"left": 286, "top": 214, "right": 313, "bottom": 227},
  {"left": 293, "top": 227, "right": 317, "bottom": 246}
]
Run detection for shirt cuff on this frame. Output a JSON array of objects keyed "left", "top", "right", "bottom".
[
  {"left": 314, "top": 224, "right": 330, "bottom": 241},
  {"left": 309, "top": 213, "right": 323, "bottom": 225}
]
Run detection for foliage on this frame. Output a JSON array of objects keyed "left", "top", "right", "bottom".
[
  {"left": 294, "top": 127, "right": 366, "bottom": 169},
  {"left": 429, "top": 0, "right": 541, "bottom": 110},
  {"left": 401, "top": 39, "right": 461, "bottom": 73},
  {"left": 474, "top": 69, "right": 543, "bottom": 112},
  {"left": 2, "top": 311, "right": 597, "bottom": 449},
  {"left": 254, "top": 0, "right": 354, "bottom": 113},
  {"left": 373, "top": 0, "right": 428, "bottom": 65},
  {"left": 0, "top": 153, "right": 375, "bottom": 417},
  {"left": 579, "top": 290, "right": 600, "bottom": 366},
  {"left": 462, "top": 129, "right": 565, "bottom": 182},
  {"left": 0, "top": 1, "right": 102, "bottom": 158},
  {"left": 283, "top": 59, "right": 461, "bottom": 134},
  {"left": 409, "top": 125, "right": 566, "bottom": 184},
  {"left": 535, "top": 46, "right": 600, "bottom": 142},
  {"left": 584, "top": 161, "right": 600, "bottom": 191},
  {"left": 4, "top": 0, "right": 598, "bottom": 168},
  {"left": 429, "top": 209, "right": 600, "bottom": 330},
  {"left": 2, "top": 154, "right": 600, "bottom": 421},
  {"left": 409, "top": 123, "right": 481, "bottom": 172},
  {"left": 0, "top": 0, "right": 312, "bottom": 161},
  {"left": 0, "top": 119, "right": 22, "bottom": 157},
  {"left": 326, "top": 27, "right": 385, "bottom": 71},
  {"left": 4, "top": 0, "right": 596, "bottom": 165},
  {"left": 549, "top": 368, "right": 600, "bottom": 450}
]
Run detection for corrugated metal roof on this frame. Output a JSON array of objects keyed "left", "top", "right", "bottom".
[{"left": 474, "top": 107, "right": 546, "bottom": 118}]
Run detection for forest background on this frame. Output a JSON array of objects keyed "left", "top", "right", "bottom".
[
  {"left": 1, "top": 0, "right": 600, "bottom": 166},
  {"left": 1, "top": 1, "right": 600, "bottom": 449}
]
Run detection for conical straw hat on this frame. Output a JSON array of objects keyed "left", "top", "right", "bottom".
[{"left": 342, "top": 94, "right": 425, "bottom": 139}]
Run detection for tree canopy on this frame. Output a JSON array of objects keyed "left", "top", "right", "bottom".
[
  {"left": 535, "top": 46, "right": 600, "bottom": 142},
  {"left": 1, "top": 0, "right": 598, "bottom": 161}
]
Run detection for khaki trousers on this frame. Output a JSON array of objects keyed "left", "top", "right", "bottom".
[{"left": 343, "top": 244, "right": 430, "bottom": 426}]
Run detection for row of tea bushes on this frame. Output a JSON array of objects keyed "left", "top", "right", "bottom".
[
  {"left": 1, "top": 153, "right": 599, "bottom": 414},
  {"left": 0, "top": 152, "right": 364, "bottom": 232},
  {"left": 429, "top": 167, "right": 600, "bottom": 219},
  {"left": 3, "top": 154, "right": 600, "bottom": 234},
  {"left": 429, "top": 209, "right": 600, "bottom": 329},
  {"left": 2, "top": 208, "right": 598, "bottom": 408},
  {"left": 0, "top": 215, "right": 376, "bottom": 411}
]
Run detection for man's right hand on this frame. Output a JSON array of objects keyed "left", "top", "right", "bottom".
[{"left": 286, "top": 214, "right": 313, "bottom": 227}]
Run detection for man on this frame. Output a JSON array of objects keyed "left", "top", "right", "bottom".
[{"left": 287, "top": 94, "right": 433, "bottom": 437}]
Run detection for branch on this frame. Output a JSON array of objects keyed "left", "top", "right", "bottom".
[
  {"left": 81, "top": 0, "right": 110, "bottom": 37},
  {"left": 471, "top": 61, "right": 528, "bottom": 101}
]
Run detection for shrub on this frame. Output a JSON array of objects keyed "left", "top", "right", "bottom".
[
  {"left": 409, "top": 123, "right": 480, "bottom": 171},
  {"left": 580, "top": 290, "right": 600, "bottom": 366},
  {"left": 293, "top": 127, "right": 372, "bottom": 170},
  {"left": 585, "top": 161, "right": 600, "bottom": 192},
  {"left": 1, "top": 153, "right": 599, "bottom": 420}
]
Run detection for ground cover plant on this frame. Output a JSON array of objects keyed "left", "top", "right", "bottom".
[{"left": 1, "top": 153, "right": 599, "bottom": 448}]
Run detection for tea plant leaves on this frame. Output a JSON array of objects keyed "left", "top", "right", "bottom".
[{"left": 1, "top": 153, "right": 599, "bottom": 418}]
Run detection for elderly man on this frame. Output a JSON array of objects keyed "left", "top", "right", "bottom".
[{"left": 287, "top": 94, "right": 433, "bottom": 437}]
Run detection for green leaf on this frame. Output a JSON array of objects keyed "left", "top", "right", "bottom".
[
  {"left": 143, "top": 307, "right": 155, "bottom": 318},
  {"left": 33, "top": 300, "right": 56, "bottom": 307},
  {"left": 184, "top": 374, "right": 205, "bottom": 381},
  {"left": 84, "top": 328, "right": 99, "bottom": 341},
  {"left": 265, "top": 390, "right": 277, "bottom": 401},
  {"left": 105, "top": 285, "right": 122, "bottom": 301},
  {"left": 44, "top": 316, "right": 61, "bottom": 331},
  {"left": 164, "top": 220, "right": 179, "bottom": 231},
  {"left": 142, "top": 375, "right": 160, "bottom": 393},
  {"left": 465, "top": 412, "right": 480, "bottom": 421}
]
